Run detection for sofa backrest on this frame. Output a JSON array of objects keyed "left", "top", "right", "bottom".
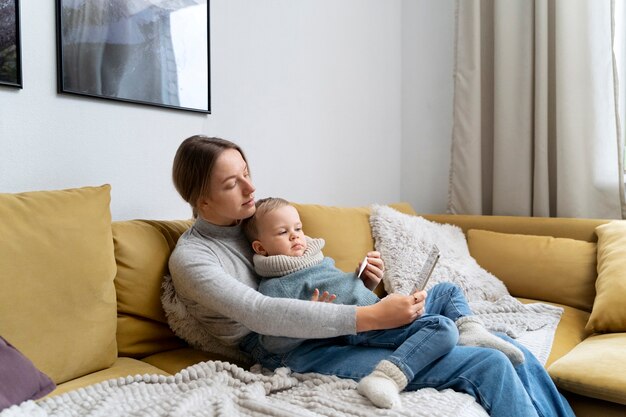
[
  {"left": 421, "top": 214, "right": 609, "bottom": 311},
  {"left": 112, "top": 206, "right": 612, "bottom": 356},
  {"left": 294, "top": 208, "right": 608, "bottom": 310},
  {"left": 420, "top": 213, "right": 608, "bottom": 242}
]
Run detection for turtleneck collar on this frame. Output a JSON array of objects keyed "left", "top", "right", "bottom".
[
  {"left": 193, "top": 216, "right": 244, "bottom": 240},
  {"left": 253, "top": 237, "right": 325, "bottom": 278}
]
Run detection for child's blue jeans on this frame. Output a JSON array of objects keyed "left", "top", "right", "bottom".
[{"left": 341, "top": 281, "right": 472, "bottom": 381}]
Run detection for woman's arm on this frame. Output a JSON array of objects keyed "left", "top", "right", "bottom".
[
  {"left": 170, "top": 244, "right": 357, "bottom": 339},
  {"left": 170, "top": 240, "right": 423, "bottom": 339},
  {"left": 356, "top": 291, "right": 426, "bottom": 332}
]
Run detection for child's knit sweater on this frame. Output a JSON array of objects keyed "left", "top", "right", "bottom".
[{"left": 255, "top": 238, "right": 379, "bottom": 353}]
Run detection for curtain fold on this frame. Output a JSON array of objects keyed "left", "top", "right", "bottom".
[{"left": 449, "top": 0, "right": 625, "bottom": 219}]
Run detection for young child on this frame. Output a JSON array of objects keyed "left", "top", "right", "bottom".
[{"left": 243, "top": 197, "right": 524, "bottom": 409}]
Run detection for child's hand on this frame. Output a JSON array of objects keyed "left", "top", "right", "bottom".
[
  {"left": 311, "top": 288, "right": 337, "bottom": 303},
  {"left": 357, "top": 251, "right": 384, "bottom": 290}
]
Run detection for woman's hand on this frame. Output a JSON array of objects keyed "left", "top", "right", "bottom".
[
  {"left": 357, "top": 251, "right": 384, "bottom": 291},
  {"left": 355, "top": 290, "right": 427, "bottom": 332},
  {"left": 310, "top": 288, "right": 337, "bottom": 303}
]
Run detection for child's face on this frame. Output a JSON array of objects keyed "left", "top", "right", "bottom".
[{"left": 253, "top": 205, "right": 307, "bottom": 256}]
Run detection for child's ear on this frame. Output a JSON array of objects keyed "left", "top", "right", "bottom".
[{"left": 251, "top": 240, "right": 268, "bottom": 256}]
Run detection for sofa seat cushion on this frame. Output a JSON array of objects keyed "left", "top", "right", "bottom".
[
  {"left": 548, "top": 333, "right": 626, "bottom": 405},
  {"left": 468, "top": 230, "right": 597, "bottom": 311},
  {"left": 563, "top": 392, "right": 626, "bottom": 417},
  {"left": 517, "top": 298, "right": 591, "bottom": 368},
  {"left": 141, "top": 347, "right": 251, "bottom": 375},
  {"left": 113, "top": 220, "right": 192, "bottom": 358},
  {"left": 0, "top": 185, "right": 117, "bottom": 384},
  {"left": 47, "top": 357, "right": 170, "bottom": 397}
]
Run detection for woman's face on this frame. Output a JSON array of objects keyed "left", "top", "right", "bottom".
[{"left": 197, "top": 148, "right": 256, "bottom": 225}]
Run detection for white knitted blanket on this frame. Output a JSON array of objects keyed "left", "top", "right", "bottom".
[
  {"left": 468, "top": 295, "right": 563, "bottom": 365},
  {"left": 1, "top": 312, "right": 560, "bottom": 417},
  {"left": 1, "top": 361, "right": 489, "bottom": 417},
  {"left": 1, "top": 302, "right": 560, "bottom": 417},
  {"left": 1, "top": 297, "right": 562, "bottom": 417}
]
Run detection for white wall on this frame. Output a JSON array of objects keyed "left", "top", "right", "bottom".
[
  {"left": 0, "top": 0, "right": 454, "bottom": 220},
  {"left": 401, "top": 0, "right": 456, "bottom": 214}
]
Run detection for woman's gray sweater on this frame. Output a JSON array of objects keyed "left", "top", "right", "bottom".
[{"left": 167, "top": 217, "right": 357, "bottom": 349}]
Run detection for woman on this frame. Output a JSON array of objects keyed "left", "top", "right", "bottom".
[{"left": 165, "top": 135, "right": 574, "bottom": 417}]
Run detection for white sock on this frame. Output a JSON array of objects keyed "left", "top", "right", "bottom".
[
  {"left": 456, "top": 316, "right": 525, "bottom": 365},
  {"left": 357, "top": 360, "right": 407, "bottom": 409}
]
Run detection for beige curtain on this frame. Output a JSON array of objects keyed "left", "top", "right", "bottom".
[{"left": 448, "top": 0, "right": 626, "bottom": 219}]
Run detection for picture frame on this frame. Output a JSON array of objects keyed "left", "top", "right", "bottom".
[
  {"left": 55, "top": 0, "right": 210, "bottom": 113},
  {"left": 0, "top": 0, "right": 22, "bottom": 88}
]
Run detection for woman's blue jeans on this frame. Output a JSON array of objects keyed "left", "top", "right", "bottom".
[{"left": 241, "top": 283, "right": 575, "bottom": 417}]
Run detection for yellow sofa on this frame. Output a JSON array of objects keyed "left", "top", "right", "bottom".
[{"left": 1, "top": 185, "right": 625, "bottom": 417}]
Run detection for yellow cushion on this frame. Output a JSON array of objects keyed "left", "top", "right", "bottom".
[
  {"left": 586, "top": 221, "right": 626, "bottom": 332},
  {"left": 116, "top": 315, "right": 186, "bottom": 359},
  {"left": 0, "top": 185, "right": 117, "bottom": 384},
  {"left": 291, "top": 202, "right": 416, "bottom": 272},
  {"left": 467, "top": 229, "right": 597, "bottom": 311},
  {"left": 113, "top": 220, "right": 192, "bottom": 358},
  {"left": 548, "top": 333, "right": 626, "bottom": 405}
]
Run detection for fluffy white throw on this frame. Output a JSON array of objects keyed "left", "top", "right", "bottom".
[{"left": 368, "top": 204, "right": 564, "bottom": 365}]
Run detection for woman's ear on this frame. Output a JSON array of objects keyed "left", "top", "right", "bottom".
[
  {"left": 195, "top": 195, "right": 210, "bottom": 219},
  {"left": 251, "top": 240, "right": 268, "bottom": 256}
]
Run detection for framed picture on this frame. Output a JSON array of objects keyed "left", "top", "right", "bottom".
[
  {"left": 0, "top": 0, "right": 22, "bottom": 88},
  {"left": 55, "top": 0, "right": 210, "bottom": 113}
]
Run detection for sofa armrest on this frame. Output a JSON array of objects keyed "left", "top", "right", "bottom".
[{"left": 548, "top": 333, "right": 626, "bottom": 405}]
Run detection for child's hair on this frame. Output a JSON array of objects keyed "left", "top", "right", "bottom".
[{"left": 243, "top": 197, "right": 291, "bottom": 242}]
